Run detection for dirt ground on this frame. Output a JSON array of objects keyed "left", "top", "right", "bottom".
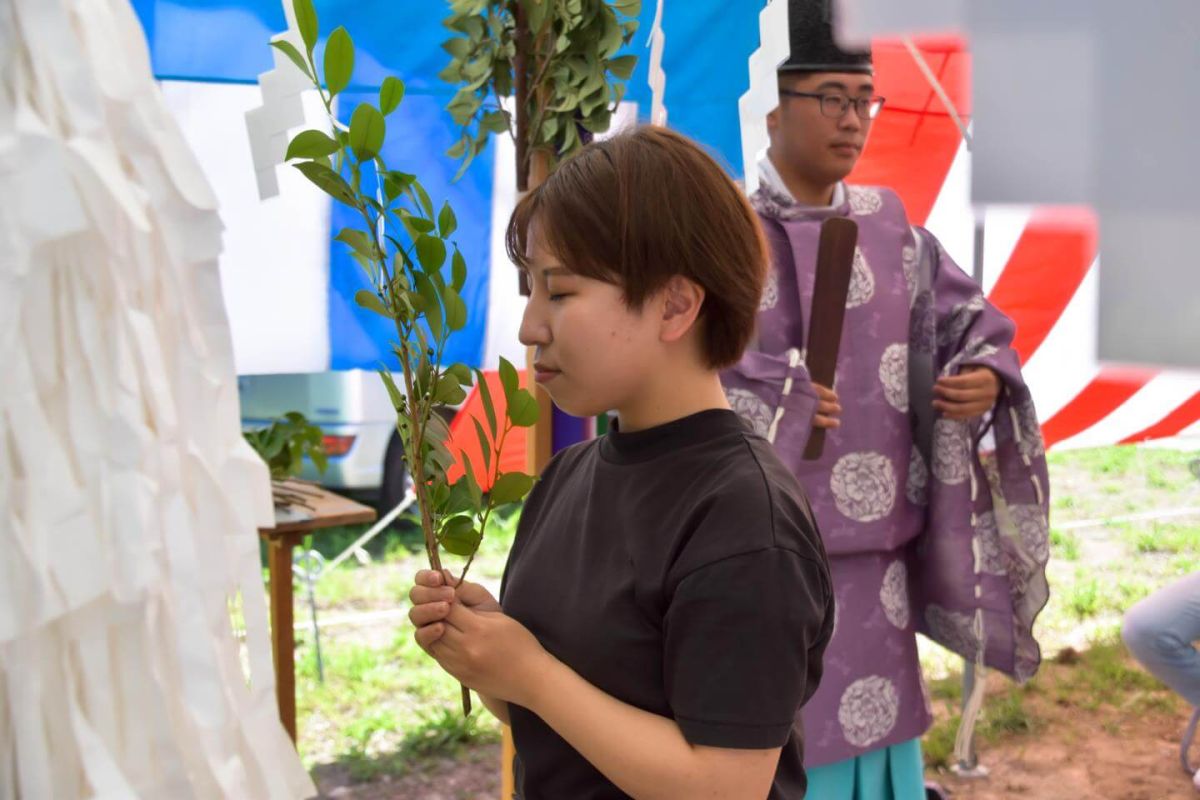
[
  {"left": 313, "top": 712, "right": 1199, "bottom": 799},
  {"left": 933, "top": 728, "right": 1194, "bottom": 800},
  {"left": 926, "top": 658, "right": 1197, "bottom": 800},
  {"left": 312, "top": 744, "right": 501, "bottom": 799},
  {"left": 931, "top": 716, "right": 1195, "bottom": 800}
]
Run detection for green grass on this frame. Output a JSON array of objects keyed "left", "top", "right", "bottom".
[
  {"left": 922, "top": 686, "right": 1040, "bottom": 769},
  {"left": 1053, "top": 494, "right": 1079, "bottom": 513},
  {"left": 291, "top": 506, "right": 522, "bottom": 773},
  {"left": 1046, "top": 446, "right": 1200, "bottom": 511},
  {"left": 1120, "top": 521, "right": 1200, "bottom": 555},
  {"left": 1064, "top": 574, "right": 1102, "bottom": 620},
  {"left": 928, "top": 674, "right": 961, "bottom": 703},
  {"left": 337, "top": 707, "right": 500, "bottom": 782},
  {"left": 1170, "top": 554, "right": 1200, "bottom": 576},
  {"left": 1050, "top": 528, "right": 1081, "bottom": 561},
  {"left": 1113, "top": 578, "right": 1152, "bottom": 610},
  {"left": 923, "top": 631, "right": 1182, "bottom": 769},
  {"left": 922, "top": 714, "right": 959, "bottom": 769},
  {"left": 1048, "top": 445, "right": 1139, "bottom": 477}
]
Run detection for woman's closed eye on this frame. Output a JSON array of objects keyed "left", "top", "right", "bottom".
[{"left": 545, "top": 281, "right": 574, "bottom": 302}]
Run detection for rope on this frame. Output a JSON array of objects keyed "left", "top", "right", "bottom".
[{"left": 900, "top": 36, "right": 972, "bottom": 150}]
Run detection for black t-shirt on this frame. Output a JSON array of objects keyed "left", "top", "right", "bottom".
[{"left": 500, "top": 409, "right": 833, "bottom": 800}]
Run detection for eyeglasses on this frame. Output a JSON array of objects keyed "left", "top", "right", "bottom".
[{"left": 779, "top": 90, "right": 886, "bottom": 120}]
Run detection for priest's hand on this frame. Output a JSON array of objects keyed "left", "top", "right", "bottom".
[
  {"left": 934, "top": 365, "right": 1001, "bottom": 421},
  {"left": 813, "top": 383, "right": 842, "bottom": 429}
]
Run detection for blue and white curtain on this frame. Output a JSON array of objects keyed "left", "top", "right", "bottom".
[{"left": 133, "top": 0, "right": 765, "bottom": 376}]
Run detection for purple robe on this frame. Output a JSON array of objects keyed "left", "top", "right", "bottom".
[{"left": 722, "top": 174, "right": 1051, "bottom": 766}]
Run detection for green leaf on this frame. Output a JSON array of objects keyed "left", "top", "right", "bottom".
[
  {"left": 451, "top": 142, "right": 479, "bottom": 182},
  {"left": 490, "top": 472, "right": 534, "bottom": 506},
  {"left": 413, "top": 181, "right": 434, "bottom": 217},
  {"left": 498, "top": 356, "right": 519, "bottom": 400},
  {"left": 434, "top": 373, "right": 467, "bottom": 405},
  {"left": 335, "top": 228, "right": 377, "bottom": 260},
  {"left": 449, "top": 0, "right": 488, "bottom": 15},
  {"left": 349, "top": 103, "right": 386, "bottom": 161},
  {"left": 427, "top": 439, "right": 458, "bottom": 474},
  {"left": 270, "top": 40, "right": 314, "bottom": 80},
  {"left": 522, "top": 0, "right": 549, "bottom": 34},
  {"left": 613, "top": 0, "right": 641, "bottom": 15},
  {"left": 324, "top": 27, "right": 354, "bottom": 96},
  {"left": 580, "top": 85, "right": 609, "bottom": 116},
  {"left": 389, "top": 246, "right": 412, "bottom": 275},
  {"left": 446, "top": 137, "right": 468, "bottom": 160},
  {"left": 383, "top": 170, "right": 416, "bottom": 202},
  {"left": 443, "top": 287, "right": 467, "bottom": 331},
  {"left": 464, "top": 463, "right": 483, "bottom": 508},
  {"left": 444, "top": 479, "right": 476, "bottom": 516},
  {"left": 414, "top": 272, "right": 444, "bottom": 339},
  {"left": 471, "top": 415, "right": 492, "bottom": 476},
  {"left": 608, "top": 54, "right": 637, "bottom": 81},
  {"left": 293, "top": 161, "right": 357, "bottom": 205},
  {"left": 507, "top": 387, "right": 539, "bottom": 427},
  {"left": 437, "top": 201, "right": 458, "bottom": 238},
  {"left": 378, "top": 369, "right": 404, "bottom": 410},
  {"left": 599, "top": 14, "right": 623, "bottom": 58},
  {"left": 580, "top": 107, "right": 613, "bottom": 133},
  {"left": 450, "top": 249, "right": 467, "bottom": 292},
  {"left": 473, "top": 369, "right": 498, "bottom": 436},
  {"left": 294, "top": 0, "right": 318, "bottom": 55},
  {"left": 438, "top": 516, "right": 481, "bottom": 556},
  {"left": 442, "top": 36, "right": 472, "bottom": 60},
  {"left": 362, "top": 196, "right": 384, "bottom": 217},
  {"left": 446, "top": 363, "right": 472, "bottom": 386},
  {"left": 355, "top": 289, "right": 390, "bottom": 317},
  {"left": 481, "top": 109, "right": 510, "bottom": 133},
  {"left": 429, "top": 481, "right": 451, "bottom": 515},
  {"left": 286, "top": 129, "right": 340, "bottom": 160},
  {"left": 415, "top": 234, "right": 447, "bottom": 272},
  {"left": 446, "top": 88, "right": 482, "bottom": 126},
  {"left": 379, "top": 76, "right": 406, "bottom": 115},
  {"left": 395, "top": 209, "right": 435, "bottom": 240}
]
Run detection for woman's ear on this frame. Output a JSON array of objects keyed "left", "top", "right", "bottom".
[{"left": 659, "top": 275, "right": 705, "bottom": 344}]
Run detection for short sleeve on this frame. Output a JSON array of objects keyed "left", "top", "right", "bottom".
[{"left": 663, "top": 547, "right": 831, "bottom": 749}]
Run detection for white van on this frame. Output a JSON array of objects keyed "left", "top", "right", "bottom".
[{"left": 238, "top": 370, "right": 411, "bottom": 510}]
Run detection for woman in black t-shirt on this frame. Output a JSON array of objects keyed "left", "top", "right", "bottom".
[{"left": 409, "top": 127, "right": 837, "bottom": 800}]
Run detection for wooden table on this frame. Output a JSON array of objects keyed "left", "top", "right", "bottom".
[{"left": 258, "top": 484, "right": 376, "bottom": 743}]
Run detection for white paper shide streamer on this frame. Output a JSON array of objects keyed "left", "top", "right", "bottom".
[
  {"left": 739, "top": 0, "right": 790, "bottom": 195},
  {"left": 646, "top": 0, "right": 668, "bottom": 125},
  {"left": 0, "top": 0, "right": 314, "bottom": 796},
  {"left": 245, "top": 2, "right": 317, "bottom": 200}
]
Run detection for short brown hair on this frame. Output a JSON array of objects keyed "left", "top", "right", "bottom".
[{"left": 506, "top": 126, "right": 768, "bottom": 369}]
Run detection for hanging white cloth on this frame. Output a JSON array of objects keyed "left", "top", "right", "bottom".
[{"left": 0, "top": 0, "right": 314, "bottom": 796}]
